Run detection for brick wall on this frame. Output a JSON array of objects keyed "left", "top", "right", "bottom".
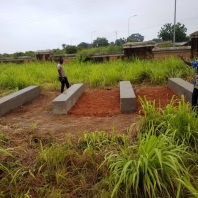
[{"left": 153, "top": 46, "right": 191, "bottom": 60}]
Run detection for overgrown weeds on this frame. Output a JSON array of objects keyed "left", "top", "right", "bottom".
[
  {"left": 0, "top": 57, "right": 194, "bottom": 93},
  {"left": 1, "top": 57, "right": 198, "bottom": 197},
  {"left": 1, "top": 105, "right": 198, "bottom": 197}
]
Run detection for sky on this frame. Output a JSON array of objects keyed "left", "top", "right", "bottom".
[{"left": 0, "top": 0, "right": 197, "bottom": 54}]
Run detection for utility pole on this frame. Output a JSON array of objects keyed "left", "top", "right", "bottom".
[
  {"left": 113, "top": 30, "right": 118, "bottom": 42},
  {"left": 128, "top": 15, "right": 137, "bottom": 38},
  {"left": 173, "top": 0, "right": 177, "bottom": 47}
]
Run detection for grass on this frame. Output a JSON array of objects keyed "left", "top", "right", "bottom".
[
  {"left": 139, "top": 95, "right": 198, "bottom": 151},
  {"left": 105, "top": 128, "right": 191, "bottom": 198},
  {"left": 1, "top": 58, "right": 198, "bottom": 197},
  {"left": 1, "top": 119, "right": 198, "bottom": 197},
  {"left": 0, "top": 57, "right": 195, "bottom": 95}
]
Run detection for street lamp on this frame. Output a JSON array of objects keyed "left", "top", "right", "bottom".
[
  {"left": 113, "top": 30, "right": 118, "bottom": 42},
  {"left": 91, "top": 31, "right": 97, "bottom": 45},
  {"left": 128, "top": 15, "right": 137, "bottom": 37},
  {"left": 173, "top": 0, "right": 177, "bottom": 47}
]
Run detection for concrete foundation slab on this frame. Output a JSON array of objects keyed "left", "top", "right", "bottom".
[
  {"left": 0, "top": 86, "right": 41, "bottom": 117},
  {"left": 120, "top": 81, "right": 136, "bottom": 113},
  {"left": 52, "top": 83, "right": 85, "bottom": 114},
  {"left": 168, "top": 78, "right": 193, "bottom": 103}
]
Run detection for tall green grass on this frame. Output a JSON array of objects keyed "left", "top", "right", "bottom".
[
  {"left": 100, "top": 94, "right": 198, "bottom": 197},
  {"left": 105, "top": 128, "right": 191, "bottom": 198},
  {"left": 1, "top": 57, "right": 198, "bottom": 197},
  {"left": 1, "top": 124, "right": 198, "bottom": 197},
  {"left": 0, "top": 57, "right": 195, "bottom": 94},
  {"left": 139, "top": 95, "right": 198, "bottom": 151}
]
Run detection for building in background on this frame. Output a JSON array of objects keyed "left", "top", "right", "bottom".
[
  {"left": 35, "top": 50, "right": 53, "bottom": 61},
  {"left": 190, "top": 31, "right": 198, "bottom": 58}
]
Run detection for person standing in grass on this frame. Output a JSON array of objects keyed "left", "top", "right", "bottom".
[
  {"left": 179, "top": 55, "right": 198, "bottom": 113},
  {"left": 57, "top": 57, "right": 70, "bottom": 93}
]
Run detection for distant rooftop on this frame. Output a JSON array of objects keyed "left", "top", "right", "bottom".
[
  {"left": 123, "top": 41, "right": 156, "bottom": 49},
  {"left": 35, "top": 50, "right": 53, "bottom": 54},
  {"left": 152, "top": 46, "right": 191, "bottom": 52},
  {"left": 190, "top": 31, "right": 198, "bottom": 39}
]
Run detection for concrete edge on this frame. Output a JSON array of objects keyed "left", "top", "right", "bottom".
[
  {"left": 120, "top": 81, "right": 136, "bottom": 113},
  {"left": 52, "top": 83, "right": 85, "bottom": 114},
  {"left": 168, "top": 78, "right": 193, "bottom": 103},
  {"left": 0, "top": 86, "right": 41, "bottom": 117}
]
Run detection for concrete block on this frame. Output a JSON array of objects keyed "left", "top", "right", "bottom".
[
  {"left": 168, "top": 78, "right": 193, "bottom": 103},
  {"left": 0, "top": 86, "right": 41, "bottom": 117},
  {"left": 120, "top": 81, "right": 136, "bottom": 113},
  {"left": 52, "top": 83, "right": 85, "bottom": 114}
]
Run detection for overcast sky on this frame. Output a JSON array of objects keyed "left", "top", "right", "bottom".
[{"left": 0, "top": 0, "right": 197, "bottom": 54}]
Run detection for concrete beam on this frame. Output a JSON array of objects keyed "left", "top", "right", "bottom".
[
  {"left": 52, "top": 83, "right": 85, "bottom": 114},
  {"left": 120, "top": 81, "right": 136, "bottom": 113},
  {"left": 0, "top": 86, "right": 41, "bottom": 117},
  {"left": 168, "top": 78, "right": 193, "bottom": 103}
]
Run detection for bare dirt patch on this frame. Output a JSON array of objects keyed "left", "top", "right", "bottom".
[{"left": 0, "top": 85, "right": 179, "bottom": 163}]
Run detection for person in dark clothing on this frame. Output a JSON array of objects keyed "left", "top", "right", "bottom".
[
  {"left": 179, "top": 55, "right": 198, "bottom": 113},
  {"left": 57, "top": 57, "right": 70, "bottom": 93}
]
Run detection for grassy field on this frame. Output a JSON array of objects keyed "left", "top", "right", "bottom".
[
  {"left": 0, "top": 58, "right": 198, "bottom": 198},
  {"left": 0, "top": 57, "right": 195, "bottom": 94}
]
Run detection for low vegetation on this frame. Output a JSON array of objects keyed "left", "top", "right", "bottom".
[
  {"left": 0, "top": 57, "right": 195, "bottom": 95},
  {"left": 1, "top": 96, "right": 198, "bottom": 197},
  {"left": 0, "top": 58, "right": 198, "bottom": 197}
]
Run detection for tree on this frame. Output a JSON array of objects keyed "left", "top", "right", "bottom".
[
  {"left": 62, "top": 44, "right": 66, "bottom": 49},
  {"left": 65, "top": 45, "right": 77, "bottom": 54},
  {"left": 93, "top": 37, "right": 109, "bottom": 47},
  {"left": 115, "top": 38, "right": 127, "bottom": 46},
  {"left": 127, "top": 33, "right": 144, "bottom": 42},
  {"left": 24, "top": 51, "right": 35, "bottom": 57},
  {"left": 2, "top": 53, "right": 10, "bottom": 57},
  {"left": 13, "top": 52, "right": 24, "bottom": 57},
  {"left": 53, "top": 48, "right": 65, "bottom": 55},
  {"left": 77, "top": 42, "right": 90, "bottom": 49},
  {"left": 158, "top": 22, "right": 188, "bottom": 42}
]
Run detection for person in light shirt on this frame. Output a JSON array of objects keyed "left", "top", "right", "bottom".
[
  {"left": 57, "top": 57, "right": 70, "bottom": 93},
  {"left": 179, "top": 55, "right": 198, "bottom": 114}
]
